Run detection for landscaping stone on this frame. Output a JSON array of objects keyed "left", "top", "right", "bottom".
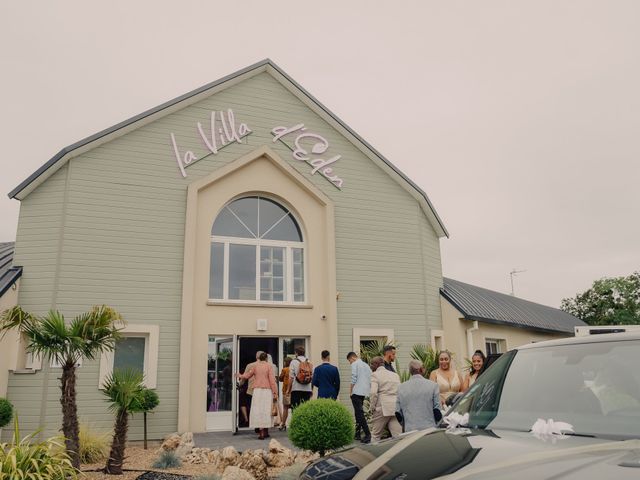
[
  {"left": 175, "top": 432, "right": 195, "bottom": 458},
  {"left": 237, "top": 450, "right": 268, "bottom": 480},
  {"left": 220, "top": 446, "right": 240, "bottom": 468},
  {"left": 266, "top": 439, "right": 295, "bottom": 468},
  {"left": 160, "top": 433, "right": 181, "bottom": 452},
  {"left": 221, "top": 465, "right": 256, "bottom": 480},
  {"left": 295, "top": 450, "right": 320, "bottom": 464}
]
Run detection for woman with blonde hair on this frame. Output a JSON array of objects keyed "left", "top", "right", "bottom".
[{"left": 429, "top": 350, "right": 462, "bottom": 407}]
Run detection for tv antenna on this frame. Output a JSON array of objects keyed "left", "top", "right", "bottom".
[{"left": 509, "top": 269, "right": 526, "bottom": 296}]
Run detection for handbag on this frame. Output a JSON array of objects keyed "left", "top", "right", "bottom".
[{"left": 271, "top": 398, "right": 278, "bottom": 417}]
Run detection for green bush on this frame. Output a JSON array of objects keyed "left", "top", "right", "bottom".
[
  {"left": 0, "top": 417, "right": 78, "bottom": 479},
  {"left": 288, "top": 399, "right": 354, "bottom": 456},
  {"left": 78, "top": 423, "right": 110, "bottom": 464},
  {"left": 0, "top": 398, "right": 13, "bottom": 428},
  {"left": 152, "top": 449, "right": 182, "bottom": 469}
]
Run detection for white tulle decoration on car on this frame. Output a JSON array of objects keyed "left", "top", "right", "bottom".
[
  {"left": 443, "top": 412, "right": 470, "bottom": 434},
  {"left": 531, "top": 418, "right": 574, "bottom": 443}
]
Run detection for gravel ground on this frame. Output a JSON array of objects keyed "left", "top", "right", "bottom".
[{"left": 81, "top": 446, "right": 297, "bottom": 479}]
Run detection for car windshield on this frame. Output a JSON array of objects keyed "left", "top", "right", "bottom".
[{"left": 448, "top": 338, "right": 640, "bottom": 440}]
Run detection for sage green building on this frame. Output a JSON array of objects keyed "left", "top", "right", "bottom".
[{"left": 2, "top": 60, "right": 447, "bottom": 439}]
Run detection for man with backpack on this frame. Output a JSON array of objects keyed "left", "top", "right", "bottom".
[{"left": 287, "top": 346, "right": 313, "bottom": 409}]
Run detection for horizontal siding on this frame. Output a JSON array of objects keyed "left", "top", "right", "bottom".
[{"left": 7, "top": 71, "right": 444, "bottom": 437}]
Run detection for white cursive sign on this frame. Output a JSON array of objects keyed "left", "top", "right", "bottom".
[
  {"left": 271, "top": 124, "right": 344, "bottom": 189},
  {"left": 170, "top": 109, "right": 252, "bottom": 178}
]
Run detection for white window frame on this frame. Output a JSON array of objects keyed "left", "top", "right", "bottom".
[
  {"left": 99, "top": 324, "right": 160, "bottom": 389},
  {"left": 430, "top": 329, "right": 445, "bottom": 351},
  {"left": 209, "top": 237, "right": 307, "bottom": 306},
  {"left": 352, "top": 328, "right": 395, "bottom": 354},
  {"left": 484, "top": 337, "right": 506, "bottom": 355}
]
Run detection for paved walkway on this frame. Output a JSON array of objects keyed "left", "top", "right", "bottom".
[{"left": 193, "top": 429, "right": 296, "bottom": 452}]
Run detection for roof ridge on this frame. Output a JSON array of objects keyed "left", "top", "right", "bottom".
[{"left": 7, "top": 60, "right": 448, "bottom": 237}]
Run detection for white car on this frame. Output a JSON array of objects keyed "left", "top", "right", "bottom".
[{"left": 301, "top": 331, "right": 640, "bottom": 479}]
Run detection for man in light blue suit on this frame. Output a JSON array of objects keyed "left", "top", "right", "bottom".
[{"left": 396, "top": 360, "right": 441, "bottom": 432}]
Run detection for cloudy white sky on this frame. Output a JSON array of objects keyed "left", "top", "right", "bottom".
[{"left": 1, "top": 1, "right": 638, "bottom": 308}]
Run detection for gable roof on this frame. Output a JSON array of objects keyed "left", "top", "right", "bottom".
[
  {"left": 441, "top": 277, "right": 586, "bottom": 334},
  {"left": 8, "top": 59, "right": 448, "bottom": 238},
  {"left": 0, "top": 242, "right": 22, "bottom": 298}
]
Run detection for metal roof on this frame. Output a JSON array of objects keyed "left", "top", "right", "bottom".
[
  {"left": 0, "top": 242, "right": 22, "bottom": 298},
  {"left": 7, "top": 59, "right": 448, "bottom": 237},
  {"left": 441, "top": 277, "right": 586, "bottom": 334}
]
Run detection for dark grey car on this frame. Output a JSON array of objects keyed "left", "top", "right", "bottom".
[{"left": 300, "top": 332, "right": 640, "bottom": 479}]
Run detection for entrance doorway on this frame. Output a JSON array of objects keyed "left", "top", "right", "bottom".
[
  {"left": 237, "top": 337, "right": 279, "bottom": 429},
  {"left": 235, "top": 336, "right": 309, "bottom": 432}
]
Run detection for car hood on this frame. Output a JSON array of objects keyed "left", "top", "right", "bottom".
[{"left": 300, "top": 429, "right": 640, "bottom": 480}]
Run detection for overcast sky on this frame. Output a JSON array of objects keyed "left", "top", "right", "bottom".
[{"left": 1, "top": 1, "right": 639, "bottom": 308}]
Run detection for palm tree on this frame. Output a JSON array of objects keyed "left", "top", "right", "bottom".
[
  {"left": 102, "top": 369, "right": 144, "bottom": 475},
  {"left": 0, "top": 305, "right": 124, "bottom": 469},
  {"left": 410, "top": 344, "right": 439, "bottom": 378}
]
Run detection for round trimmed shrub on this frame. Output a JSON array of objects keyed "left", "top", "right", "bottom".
[
  {"left": 288, "top": 399, "right": 354, "bottom": 456},
  {"left": 0, "top": 398, "right": 13, "bottom": 428}
]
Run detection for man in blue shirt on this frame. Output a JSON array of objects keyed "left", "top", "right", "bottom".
[
  {"left": 347, "top": 351, "right": 372, "bottom": 444},
  {"left": 312, "top": 350, "right": 341, "bottom": 400}
]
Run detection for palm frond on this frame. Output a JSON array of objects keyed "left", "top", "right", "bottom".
[
  {"left": 359, "top": 339, "right": 396, "bottom": 364},
  {"left": 410, "top": 344, "right": 439, "bottom": 377},
  {"left": 20, "top": 311, "right": 72, "bottom": 365},
  {"left": 70, "top": 305, "right": 125, "bottom": 360},
  {"left": 0, "top": 306, "right": 35, "bottom": 338},
  {"left": 102, "top": 369, "right": 145, "bottom": 413}
]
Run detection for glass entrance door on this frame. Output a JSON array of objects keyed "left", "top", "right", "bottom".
[{"left": 206, "top": 336, "right": 235, "bottom": 431}]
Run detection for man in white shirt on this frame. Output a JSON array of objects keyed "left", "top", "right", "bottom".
[{"left": 348, "top": 351, "right": 371, "bottom": 444}]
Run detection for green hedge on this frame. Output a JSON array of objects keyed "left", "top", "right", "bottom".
[
  {"left": 288, "top": 399, "right": 354, "bottom": 456},
  {"left": 0, "top": 398, "right": 13, "bottom": 428}
]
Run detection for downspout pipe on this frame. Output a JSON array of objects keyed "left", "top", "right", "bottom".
[{"left": 466, "top": 321, "right": 479, "bottom": 359}]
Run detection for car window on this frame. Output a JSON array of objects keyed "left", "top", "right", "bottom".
[{"left": 448, "top": 339, "right": 640, "bottom": 440}]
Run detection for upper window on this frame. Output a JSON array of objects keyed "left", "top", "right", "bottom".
[
  {"left": 209, "top": 196, "right": 305, "bottom": 303},
  {"left": 485, "top": 338, "right": 506, "bottom": 355}
]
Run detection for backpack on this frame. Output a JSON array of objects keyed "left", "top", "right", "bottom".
[{"left": 295, "top": 358, "right": 313, "bottom": 384}]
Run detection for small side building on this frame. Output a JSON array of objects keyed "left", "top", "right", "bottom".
[
  {"left": 440, "top": 277, "right": 586, "bottom": 364},
  {"left": 0, "top": 242, "right": 22, "bottom": 398}
]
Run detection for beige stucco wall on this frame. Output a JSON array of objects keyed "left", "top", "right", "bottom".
[
  {"left": 0, "top": 279, "right": 20, "bottom": 398},
  {"left": 440, "top": 296, "right": 568, "bottom": 371},
  {"left": 178, "top": 148, "right": 337, "bottom": 432}
]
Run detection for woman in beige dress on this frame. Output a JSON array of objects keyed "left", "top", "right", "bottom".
[{"left": 429, "top": 350, "right": 462, "bottom": 406}]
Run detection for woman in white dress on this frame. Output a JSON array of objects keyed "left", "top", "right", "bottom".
[{"left": 236, "top": 352, "right": 278, "bottom": 439}]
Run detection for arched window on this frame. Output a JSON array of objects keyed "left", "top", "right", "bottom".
[{"left": 209, "top": 196, "right": 305, "bottom": 303}]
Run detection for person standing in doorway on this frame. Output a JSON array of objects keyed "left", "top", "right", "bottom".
[
  {"left": 239, "top": 350, "right": 263, "bottom": 429},
  {"left": 287, "top": 346, "right": 313, "bottom": 409},
  {"left": 236, "top": 352, "right": 278, "bottom": 440},
  {"left": 383, "top": 345, "right": 397, "bottom": 372},
  {"left": 278, "top": 357, "right": 292, "bottom": 431},
  {"left": 312, "top": 350, "right": 341, "bottom": 400},
  {"left": 347, "top": 351, "right": 371, "bottom": 444},
  {"left": 369, "top": 356, "right": 402, "bottom": 442}
]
